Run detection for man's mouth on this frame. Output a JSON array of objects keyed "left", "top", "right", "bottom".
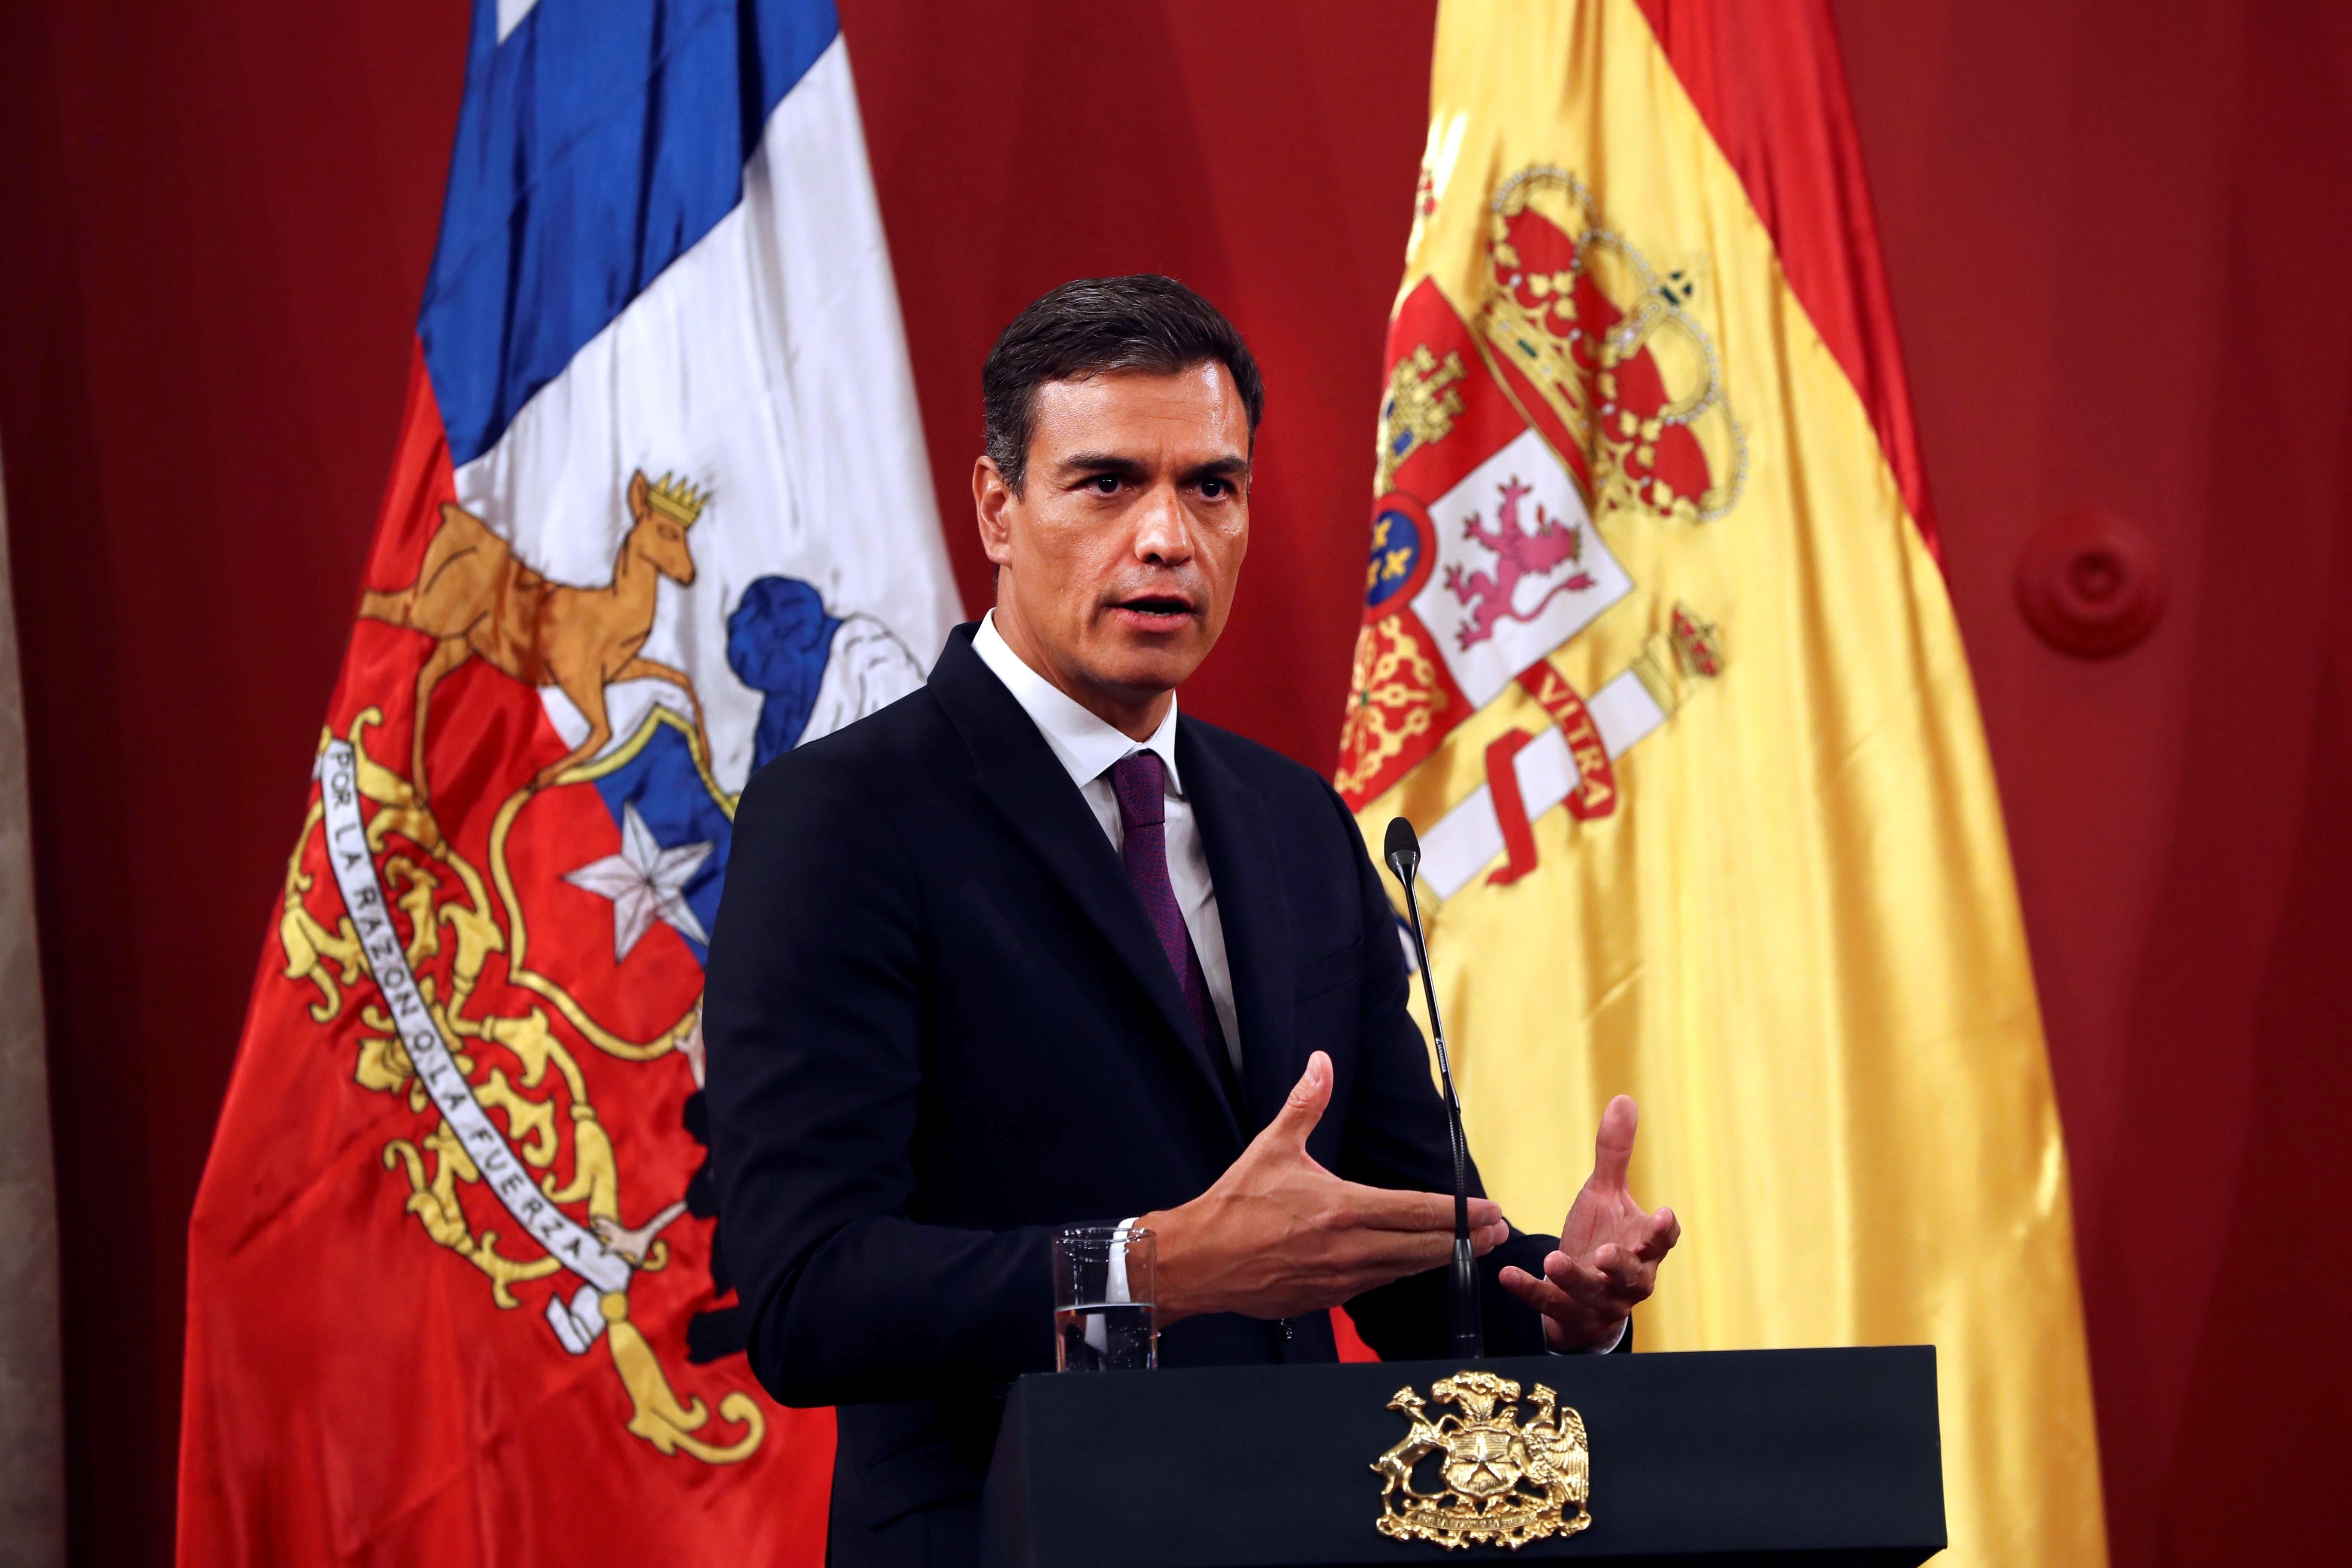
[{"left": 1109, "top": 594, "right": 1196, "bottom": 628}]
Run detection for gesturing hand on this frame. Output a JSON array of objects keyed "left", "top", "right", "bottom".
[
  {"left": 1498, "top": 1095, "right": 1680, "bottom": 1351},
  {"left": 1139, "top": 1050, "right": 1510, "bottom": 1324}
]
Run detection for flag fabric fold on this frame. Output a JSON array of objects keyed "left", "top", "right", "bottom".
[
  {"left": 178, "top": 2, "right": 957, "bottom": 1560},
  {"left": 1339, "top": 4, "right": 2106, "bottom": 1564}
]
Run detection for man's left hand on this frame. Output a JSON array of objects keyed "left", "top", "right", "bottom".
[{"left": 1497, "top": 1095, "right": 1680, "bottom": 1351}]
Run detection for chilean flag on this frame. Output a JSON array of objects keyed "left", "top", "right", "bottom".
[{"left": 179, "top": 2, "right": 957, "bottom": 1560}]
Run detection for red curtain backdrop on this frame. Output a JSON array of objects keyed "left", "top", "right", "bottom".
[{"left": 0, "top": 2, "right": 2346, "bottom": 1564}]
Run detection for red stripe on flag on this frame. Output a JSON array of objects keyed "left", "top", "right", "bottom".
[{"left": 1632, "top": 0, "right": 1940, "bottom": 561}]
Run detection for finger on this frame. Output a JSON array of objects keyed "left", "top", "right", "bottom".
[
  {"left": 1543, "top": 1247, "right": 1615, "bottom": 1308},
  {"left": 1263, "top": 1050, "right": 1332, "bottom": 1151},
  {"left": 1360, "top": 1218, "right": 1506, "bottom": 1270},
  {"left": 1342, "top": 1213, "right": 1508, "bottom": 1272},
  {"left": 1634, "top": 1206, "right": 1681, "bottom": 1260},
  {"left": 1595, "top": 1242, "right": 1641, "bottom": 1291},
  {"left": 1586, "top": 1241, "right": 1661, "bottom": 1307},
  {"left": 1497, "top": 1264, "right": 1579, "bottom": 1319},
  {"left": 1341, "top": 1182, "right": 1504, "bottom": 1235},
  {"left": 1503, "top": 1265, "right": 1631, "bottom": 1339},
  {"left": 1590, "top": 1094, "right": 1638, "bottom": 1190},
  {"left": 1340, "top": 1228, "right": 1479, "bottom": 1274},
  {"left": 1417, "top": 1219, "right": 1511, "bottom": 1256}
]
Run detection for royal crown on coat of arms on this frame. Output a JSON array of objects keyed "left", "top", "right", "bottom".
[{"left": 1482, "top": 164, "right": 1746, "bottom": 527}]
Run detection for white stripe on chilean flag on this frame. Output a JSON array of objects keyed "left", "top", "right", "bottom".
[{"left": 421, "top": 0, "right": 958, "bottom": 802}]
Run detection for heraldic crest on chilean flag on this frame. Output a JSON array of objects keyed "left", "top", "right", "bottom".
[{"left": 190, "top": 0, "right": 958, "bottom": 1519}]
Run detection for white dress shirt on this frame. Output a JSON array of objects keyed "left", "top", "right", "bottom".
[{"left": 972, "top": 611, "right": 1241, "bottom": 1069}]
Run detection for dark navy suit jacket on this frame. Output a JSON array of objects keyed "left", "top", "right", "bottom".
[{"left": 704, "top": 624, "right": 1580, "bottom": 1564}]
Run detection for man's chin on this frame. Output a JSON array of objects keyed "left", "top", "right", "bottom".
[{"left": 1086, "top": 628, "right": 1212, "bottom": 699}]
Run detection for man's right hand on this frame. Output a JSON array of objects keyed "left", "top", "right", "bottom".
[{"left": 1137, "top": 1050, "right": 1507, "bottom": 1324}]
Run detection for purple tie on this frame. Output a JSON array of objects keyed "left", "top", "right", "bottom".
[{"left": 1110, "top": 752, "right": 1241, "bottom": 1111}]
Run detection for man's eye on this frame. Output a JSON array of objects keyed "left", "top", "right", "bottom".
[
  {"left": 1089, "top": 475, "right": 1121, "bottom": 494},
  {"left": 1200, "top": 478, "right": 1227, "bottom": 498}
]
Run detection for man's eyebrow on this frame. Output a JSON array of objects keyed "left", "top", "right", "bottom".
[
  {"left": 1179, "top": 454, "right": 1252, "bottom": 483},
  {"left": 1053, "top": 452, "right": 1149, "bottom": 477},
  {"left": 1048, "top": 451, "right": 1253, "bottom": 485}
]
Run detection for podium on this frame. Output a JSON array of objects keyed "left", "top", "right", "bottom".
[{"left": 983, "top": 1346, "right": 1944, "bottom": 1567}]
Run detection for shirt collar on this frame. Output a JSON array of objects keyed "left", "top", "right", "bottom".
[{"left": 972, "top": 610, "right": 1184, "bottom": 796}]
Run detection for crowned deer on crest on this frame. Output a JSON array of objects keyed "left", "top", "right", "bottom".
[{"left": 358, "top": 469, "right": 715, "bottom": 800}]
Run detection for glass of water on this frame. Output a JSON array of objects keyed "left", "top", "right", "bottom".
[{"left": 1052, "top": 1224, "right": 1158, "bottom": 1372}]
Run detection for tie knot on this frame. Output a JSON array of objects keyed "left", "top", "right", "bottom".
[{"left": 1110, "top": 751, "right": 1166, "bottom": 832}]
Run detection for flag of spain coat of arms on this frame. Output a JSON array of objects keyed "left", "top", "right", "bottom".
[
  {"left": 177, "top": 1, "right": 957, "bottom": 1559},
  {"left": 1341, "top": 4, "right": 2106, "bottom": 1566}
]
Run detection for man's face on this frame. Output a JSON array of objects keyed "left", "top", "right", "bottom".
[{"left": 975, "top": 363, "right": 1251, "bottom": 722}]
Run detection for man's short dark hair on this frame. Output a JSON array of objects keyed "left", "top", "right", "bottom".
[{"left": 982, "top": 275, "right": 1265, "bottom": 493}]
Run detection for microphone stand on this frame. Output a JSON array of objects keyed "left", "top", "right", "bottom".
[{"left": 1384, "top": 818, "right": 1482, "bottom": 1360}]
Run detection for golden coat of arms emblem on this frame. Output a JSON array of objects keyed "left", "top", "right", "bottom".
[{"left": 1372, "top": 1371, "right": 1591, "bottom": 1549}]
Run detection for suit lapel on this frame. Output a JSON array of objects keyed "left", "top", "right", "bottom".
[
  {"left": 1179, "top": 720, "right": 1299, "bottom": 1137},
  {"left": 929, "top": 627, "right": 1244, "bottom": 1144}
]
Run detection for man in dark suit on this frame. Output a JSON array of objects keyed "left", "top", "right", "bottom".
[{"left": 705, "top": 276, "right": 1679, "bottom": 1563}]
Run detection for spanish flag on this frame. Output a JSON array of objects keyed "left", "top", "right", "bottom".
[{"left": 1338, "top": 4, "right": 2106, "bottom": 1563}]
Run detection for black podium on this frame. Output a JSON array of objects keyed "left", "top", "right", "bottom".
[{"left": 983, "top": 1346, "right": 1944, "bottom": 1567}]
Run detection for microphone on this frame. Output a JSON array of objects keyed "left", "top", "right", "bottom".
[{"left": 1384, "top": 816, "right": 1482, "bottom": 1360}]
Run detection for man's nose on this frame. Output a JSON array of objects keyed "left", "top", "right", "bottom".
[{"left": 1131, "top": 482, "right": 1194, "bottom": 565}]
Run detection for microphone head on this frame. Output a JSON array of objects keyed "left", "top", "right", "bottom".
[{"left": 1384, "top": 816, "right": 1421, "bottom": 881}]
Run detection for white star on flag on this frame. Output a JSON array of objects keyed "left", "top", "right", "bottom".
[{"left": 561, "top": 802, "right": 714, "bottom": 962}]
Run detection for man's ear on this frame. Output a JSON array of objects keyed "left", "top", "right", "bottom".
[{"left": 973, "top": 456, "right": 1017, "bottom": 568}]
